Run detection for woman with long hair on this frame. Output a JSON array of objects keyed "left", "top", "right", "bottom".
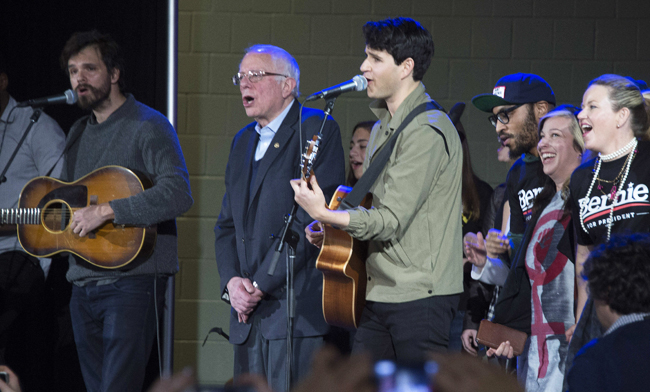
[{"left": 487, "top": 108, "right": 585, "bottom": 391}]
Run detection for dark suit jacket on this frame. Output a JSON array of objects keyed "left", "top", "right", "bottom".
[
  {"left": 215, "top": 100, "right": 345, "bottom": 344},
  {"left": 568, "top": 317, "right": 650, "bottom": 392}
]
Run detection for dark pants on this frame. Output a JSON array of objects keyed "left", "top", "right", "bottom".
[
  {"left": 234, "top": 314, "right": 324, "bottom": 392},
  {"left": 70, "top": 275, "right": 166, "bottom": 392},
  {"left": 448, "top": 309, "right": 465, "bottom": 352},
  {"left": 353, "top": 294, "right": 460, "bottom": 362}
]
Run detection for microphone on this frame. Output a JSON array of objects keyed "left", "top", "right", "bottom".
[
  {"left": 16, "top": 89, "right": 78, "bottom": 108},
  {"left": 305, "top": 75, "right": 368, "bottom": 102}
]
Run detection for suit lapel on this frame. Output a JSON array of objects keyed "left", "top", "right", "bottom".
[
  {"left": 237, "top": 126, "right": 258, "bottom": 224},
  {"left": 247, "top": 101, "right": 299, "bottom": 209}
]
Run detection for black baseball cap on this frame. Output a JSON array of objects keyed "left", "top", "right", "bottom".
[{"left": 472, "top": 73, "right": 556, "bottom": 113}]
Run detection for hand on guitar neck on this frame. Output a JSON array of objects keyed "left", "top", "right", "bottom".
[{"left": 290, "top": 174, "right": 350, "bottom": 232}]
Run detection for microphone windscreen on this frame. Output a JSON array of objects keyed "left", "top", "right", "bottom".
[
  {"left": 353, "top": 75, "right": 368, "bottom": 92},
  {"left": 65, "top": 89, "right": 78, "bottom": 105}
]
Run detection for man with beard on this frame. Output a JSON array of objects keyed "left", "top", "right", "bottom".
[
  {"left": 59, "top": 31, "right": 193, "bottom": 391},
  {"left": 461, "top": 75, "right": 555, "bottom": 362},
  {"left": 467, "top": 73, "right": 555, "bottom": 282}
]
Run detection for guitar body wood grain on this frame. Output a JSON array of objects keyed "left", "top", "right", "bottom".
[
  {"left": 315, "top": 185, "right": 370, "bottom": 329},
  {"left": 16, "top": 166, "right": 156, "bottom": 269}
]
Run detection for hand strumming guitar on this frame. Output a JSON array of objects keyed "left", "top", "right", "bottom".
[
  {"left": 305, "top": 221, "right": 325, "bottom": 248},
  {"left": 70, "top": 202, "right": 115, "bottom": 237}
]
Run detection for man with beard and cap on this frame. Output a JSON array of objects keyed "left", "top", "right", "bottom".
[
  {"left": 465, "top": 73, "right": 555, "bottom": 287},
  {"left": 59, "top": 30, "right": 193, "bottom": 392}
]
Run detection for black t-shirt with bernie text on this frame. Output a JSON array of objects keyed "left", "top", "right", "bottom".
[{"left": 570, "top": 140, "right": 650, "bottom": 246}]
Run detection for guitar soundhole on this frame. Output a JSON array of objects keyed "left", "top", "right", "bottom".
[{"left": 42, "top": 202, "right": 71, "bottom": 232}]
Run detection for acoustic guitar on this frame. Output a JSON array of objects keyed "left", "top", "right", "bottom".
[
  {"left": 301, "top": 136, "right": 370, "bottom": 329},
  {"left": 0, "top": 166, "right": 156, "bottom": 269}
]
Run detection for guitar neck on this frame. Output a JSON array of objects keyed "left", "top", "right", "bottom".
[{"left": 0, "top": 208, "right": 42, "bottom": 225}]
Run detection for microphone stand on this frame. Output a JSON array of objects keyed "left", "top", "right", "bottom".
[
  {"left": 267, "top": 206, "right": 299, "bottom": 392},
  {"left": 0, "top": 108, "right": 43, "bottom": 185},
  {"left": 317, "top": 97, "right": 337, "bottom": 136},
  {"left": 266, "top": 96, "right": 338, "bottom": 392}
]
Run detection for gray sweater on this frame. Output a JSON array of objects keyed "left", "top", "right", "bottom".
[{"left": 63, "top": 94, "right": 193, "bottom": 285}]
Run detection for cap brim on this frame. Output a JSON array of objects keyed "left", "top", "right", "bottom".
[{"left": 471, "top": 94, "right": 512, "bottom": 113}]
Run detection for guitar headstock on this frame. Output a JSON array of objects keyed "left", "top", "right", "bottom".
[{"left": 300, "top": 135, "right": 321, "bottom": 184}]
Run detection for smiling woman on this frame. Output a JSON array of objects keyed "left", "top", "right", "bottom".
[
  {"left": 565, "top": 74, "right": 650, "bottom": 388},
  {"left": 486, "top": 109, "right": 584, "bottom": 391}
]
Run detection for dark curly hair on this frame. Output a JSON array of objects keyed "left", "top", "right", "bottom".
[
  {"left": 362, "top": 17, "right": 434, "bottom": 81},
  {"left": 59, "top": 30, "right": 126, "bottom": 92},
  {"left": 582, "top": 233, "right": 650, "bottom": 315}
]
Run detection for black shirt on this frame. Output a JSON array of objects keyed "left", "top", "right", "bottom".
[
  {"left": 570, "top": 140, "right": 650, "bottom": 246},
  {"left": 506, "top": 154, "right": 545, "bottom": 236}
]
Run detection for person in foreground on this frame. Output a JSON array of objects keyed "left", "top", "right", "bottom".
[
  {"left": 566, "top": 233, "right": 650, "bottom": 391},
  {"left": 214, "top": 44, "right": 344, "bottom": 392},
  {"left": 292, "top": 17, "right": 463, "bottom": 362},
  {"left": 60, "top": 30, "right": 193, "bottom": 391}
]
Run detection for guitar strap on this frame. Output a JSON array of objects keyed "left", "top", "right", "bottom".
[{"left": 339, "top": 100, "right": 446, "bottom": 210}]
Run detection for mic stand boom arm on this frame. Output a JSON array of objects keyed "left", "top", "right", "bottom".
[{"left": 0, "top": 108, "right": 42, "bottom": 185}]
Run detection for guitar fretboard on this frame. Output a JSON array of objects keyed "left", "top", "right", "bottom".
[{"left": 0, "top": 208, "right": 41, "bottom": 225}]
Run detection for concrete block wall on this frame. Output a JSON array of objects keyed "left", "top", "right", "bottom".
[{"left": 175, "top": 0, "right": 650, "bottom": 384}]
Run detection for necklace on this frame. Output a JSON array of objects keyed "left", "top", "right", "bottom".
[
  {"left": 600, "top": 137, "right": 637, "bottom": 161},
  {"left": 596, "top": 151, "right": 633, "bottom": 199},
  {"left": 580, "top": 138, "right": 638, "bottom": 241}
]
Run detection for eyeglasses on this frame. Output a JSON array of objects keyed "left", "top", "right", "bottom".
[
  {"left": 488, "top": 104, "right": 524, "bottom": 127},
  {"left": 232, "top": 70, "right": 288, "bottom": 85}
]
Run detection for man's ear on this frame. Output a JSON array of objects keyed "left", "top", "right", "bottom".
[
  {"left": 400, "top": 58, "right": 415, "bottom": 81},
  {"left": 282, "top": 77, "right": 297, "bottom": 99},
  {"left": 110, "top": 68, "right": 120, "bottom": 85},
  {"left": 534, "top": 101, "right": 551, "bottom": 122}
]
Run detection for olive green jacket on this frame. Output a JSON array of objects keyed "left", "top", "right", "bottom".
[{"left": 345, "top": 83, "right": 463, "bottom": 303}]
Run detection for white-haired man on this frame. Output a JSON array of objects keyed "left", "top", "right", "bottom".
[{"left": 215, "top": 45, "right": 345, "bottom": 391}]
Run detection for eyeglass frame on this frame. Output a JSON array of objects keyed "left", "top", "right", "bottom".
[
  {"left": 232, "top": 70, "right": 289, "bottom": 86},
  {"left": 487, "top": 103, "right": 524, "bottom": 127}
]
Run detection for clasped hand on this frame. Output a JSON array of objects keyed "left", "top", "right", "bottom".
[{"left": 227, "top": 277, "right": 264, "bottom": 324}]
